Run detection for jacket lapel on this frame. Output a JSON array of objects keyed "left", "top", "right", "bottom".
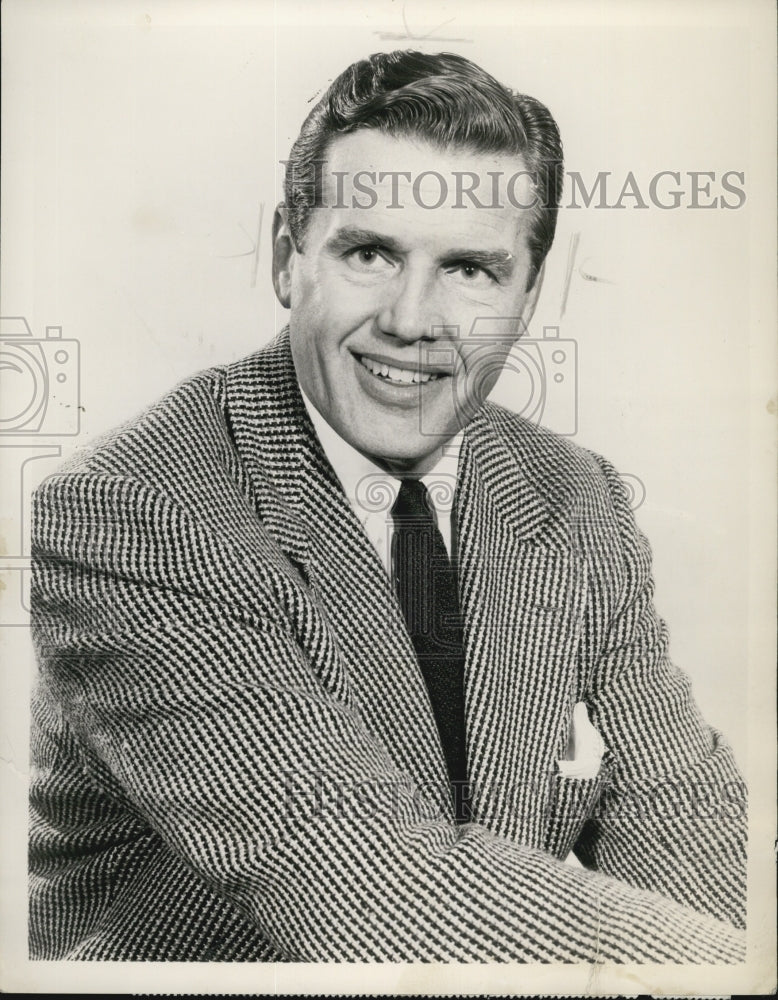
[
  {"left": 226, "top": 331, "right": 451, "bottom": 801},
  {"left": 227, "top": 330, "right": 588, "bottom": 839},
  {"left": 457, "top": 406, "right": 588, "bottom": 847}
]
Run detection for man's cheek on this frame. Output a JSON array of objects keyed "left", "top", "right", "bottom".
[
  {"left": 290, "top": 266, "right": 318, "bottom": 313},
  {"left": 326, "top": 281, "right": 386, "bottom": 332},
  {"left": 459, "top": 342, "right": 512, "bottom": 395}
]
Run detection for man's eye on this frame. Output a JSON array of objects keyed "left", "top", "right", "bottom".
[
  {"left": 445, "top": 262, "right": 494, "bottom": 285},
  {"left": 344, "top": 246, "right": 393, "bottom": 272}
]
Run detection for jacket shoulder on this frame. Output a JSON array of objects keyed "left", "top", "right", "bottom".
[
  {"left": 483, "top": 402, "right": 629, "bottom": 509},
  {"left": 32, "top": 354, "right": 274, "bottom": 561},
  {"left": 54, "top": 362, "right": 231, "bottom": 482}
]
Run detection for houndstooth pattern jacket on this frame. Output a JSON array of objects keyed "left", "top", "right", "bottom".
[{"left": 29, "top": 328, "right": 747, "bottom": 962}]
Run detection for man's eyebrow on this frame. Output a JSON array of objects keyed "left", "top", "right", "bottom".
[{"left": 324, "top": 227, "right": 404, "bottom": 254}]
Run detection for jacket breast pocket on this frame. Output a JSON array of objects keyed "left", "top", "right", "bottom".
[{"left": 542, "top": 769, "right": 606, "bottom": 861}]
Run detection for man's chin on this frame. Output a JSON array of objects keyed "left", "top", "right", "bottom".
[{"left": 355, "top": 431, "right": 461, "bottom": 476}]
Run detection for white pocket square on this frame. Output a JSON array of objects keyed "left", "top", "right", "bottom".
[{"left": 557, "top": 701, "right": 605, "bottom": 779}]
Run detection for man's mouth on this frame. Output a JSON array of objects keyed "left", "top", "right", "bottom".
[{"left": 358, "top": 355, "right": 441, "bottom": 385}]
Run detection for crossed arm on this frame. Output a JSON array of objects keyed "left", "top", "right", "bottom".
[
  {"left": 570, "top": 455, "right": 746, "bottom": 928},
  {"left": 29, "top": 467, "right": 746, "bottom": 962}
]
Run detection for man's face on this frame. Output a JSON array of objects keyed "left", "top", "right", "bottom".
[{"left": 274, "top": 131, "right": 543, "bottom": 473}]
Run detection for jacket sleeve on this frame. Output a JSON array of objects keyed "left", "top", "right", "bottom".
[
  {"left": 31, "top": 467, "right": 746, "bottom": 963},
  {"left": 573, "top": 455, "right": 747, "bottom": 929}
]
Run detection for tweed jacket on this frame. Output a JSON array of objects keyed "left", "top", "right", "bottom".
[{"left": 29, "top": 328, "right": 747, "bottom": 962}]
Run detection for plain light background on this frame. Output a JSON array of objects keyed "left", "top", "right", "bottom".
[{"left": 2, "top": 0, "right": 776, "bottom": 994}]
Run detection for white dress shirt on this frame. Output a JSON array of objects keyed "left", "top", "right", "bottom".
[{"left": 300, "top": 389, "right": 462, "bottom": 578}]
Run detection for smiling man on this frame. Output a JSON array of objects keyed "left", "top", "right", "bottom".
[
  {"left": 29, "top": 50, "right": 746, "bottom": 963},
  {"left": 275, "top": 130, "right": 544, "bottom": 473}
]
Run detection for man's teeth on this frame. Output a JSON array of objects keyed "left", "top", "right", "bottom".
[{"left": 359, "top": 356, "right": 438, "bottom": 384}]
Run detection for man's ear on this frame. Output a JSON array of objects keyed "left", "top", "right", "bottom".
[
  {"left": 519, "top": 261, "right": 546, "bottom": 333},
  {"left": 272, "top": 204, "right": 296, "bottom": 309}
]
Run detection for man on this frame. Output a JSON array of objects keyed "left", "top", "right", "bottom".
[{"left": 29, "top": 50, "right": 746, "bottom": 962}]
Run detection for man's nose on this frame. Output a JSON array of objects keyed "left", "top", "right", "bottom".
[{"left": 377, "top": 268, "right": 444, "bottom": 342}]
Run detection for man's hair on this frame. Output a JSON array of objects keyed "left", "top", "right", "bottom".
[{"left": 283, "top": 50, "right": 564, "bottom": 288}]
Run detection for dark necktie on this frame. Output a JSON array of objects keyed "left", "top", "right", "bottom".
[{"left": 390, "top": 478, "right": 471, "bottom": 823}]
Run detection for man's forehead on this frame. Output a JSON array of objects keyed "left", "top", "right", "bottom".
[
  {"left": 323, "top": 128, "right": 527, "bottom": 175},
  {"left": 312, "top": 130, "right": 536, "bottom": 249}
]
